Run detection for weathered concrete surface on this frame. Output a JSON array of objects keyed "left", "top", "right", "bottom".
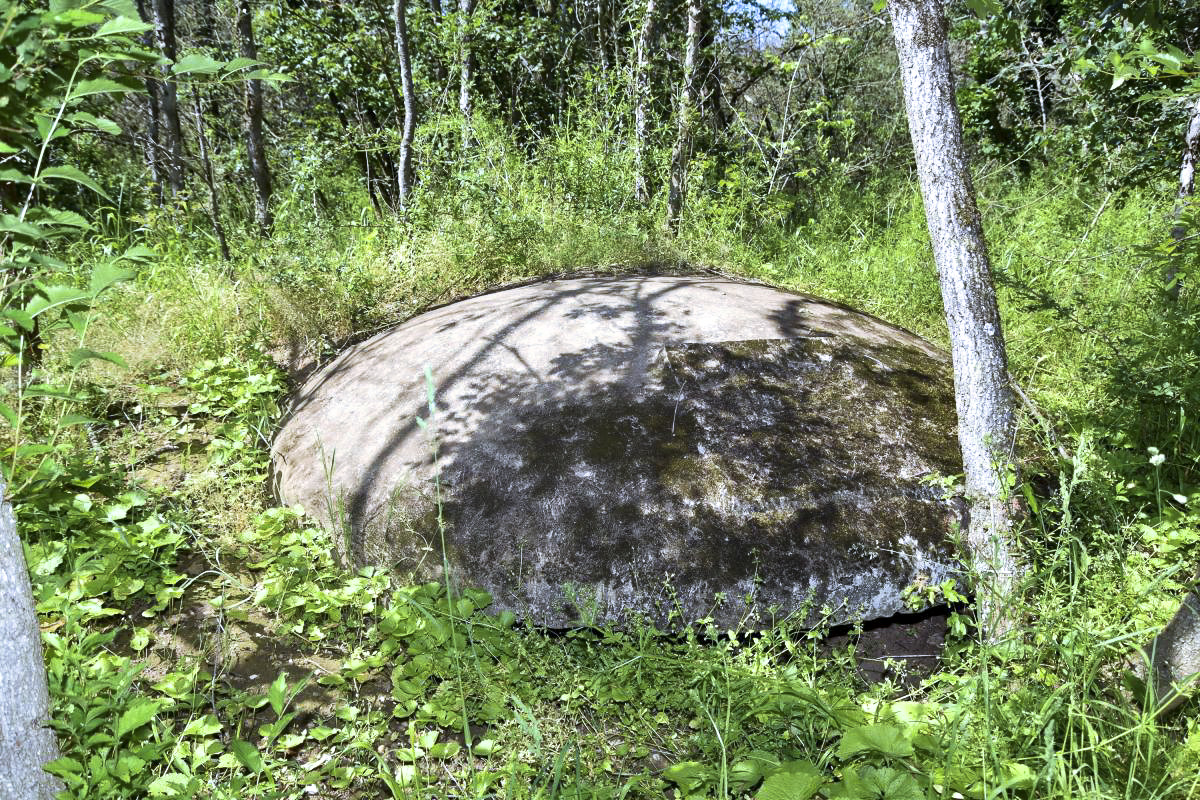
[{"left": 272, "top": 275, "right": 964, "bottom": 628}]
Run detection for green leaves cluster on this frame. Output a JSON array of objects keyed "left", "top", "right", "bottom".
[
  {"left": 0, "top": 2, "right": 288, "bottom": 462},
  {"left": 1098, "top": 39, "right": 1200, "bottom": 95},
  {"left": 662, "top": 703, "right": 1038, "bottom": 800},
  {"left": 178, "top": 356, "right": 284, "bottom": 479},
  {"left": 235, "top": 504, "right": 390, "bottom": 642},
  {"left": 0, "top": 1, "right": 159, "bottom": 504},
  {"left": 0, "top": 0, "right": 153, "bottom": 296}
]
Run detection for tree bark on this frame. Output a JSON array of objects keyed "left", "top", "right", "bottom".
[
  {"left": 193, "top": 94, "right": 231, "bottom": 261},
  {"left": 328, "top": 90, "right": 383, "bottom": 215},
  {"left": 152, "top": 0, "right": 186, "bottom": 196},
  {"left": 696, "top": 1, "right": 722, "bottom": 131},
  {"left": 364, "top": 105, "right": 400, "bottom": 200},
  {"left": 237, "top": 0, "right": 273, "bottom": 235},
  {"left": 889, "top": 0, "right": 1022, "bottom": 637},
  {"left": 458, "top": 0, "right": 477, "bottom": 148},
  {"left": 1148, "top": 99, "right": 1200, "bottom": 691},
  {"left": 632, "top": 0, "right": 657, "bottom": 205},
  {"left": 1167, "top": 96, "right": 1200, "bottom": 298},
  {"left": 136, "top": 0, "right": 164, "bottom": 205},
  {"left": 0, "top": 481, "right": 63, "bottom": 800},
  {"left": 666, "top": 0, "right": 701, "bottom": 232},
  {"left": 395, "top": 0, "right": 417, "bottom": 208},
  {"left": 1180, "top": 97, "right": 1200, "bottom": 198},
  {"left": 596, "top": 0, "right": 610, "bottom": 71}
]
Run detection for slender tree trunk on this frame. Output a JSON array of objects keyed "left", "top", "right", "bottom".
[
  {"left": 632, "top": 0, "right": 657, "bottom": 205},
  {"left": 1144, "top": 99, "right": 1200, "bottom": 693},
  {"left": 355, "top": 97, "right": 395, "bottom": 210},
  {"left": 609, "top": 0, "right": 622, "bottom": 72},
  {"left": 136, "top": 0, "right": 164, "bottom": 205},
  {"left": 1180, "top": 97, "right": 1200, "bottom": 197},
  {"left": 364, "top": 105, "right": 399, "bottom": 196},
  {"left": 153, "top": 0, "right": 185, "bottom": 196},
  {"left": 394, "top": 0, "right": 417, "bottom": 208},
  {"left": 458, "top": 0, "right": 477, "bottom": 148},
  {"left": 237, "top": 0, "right": 274, "bottom": 235},
  {"left": 596, "top": 0, "right": 610, "bottom": 71},
  {"left": 666, "top": 0, "right": 700, "bottom": 233},
  {"left": 328, "top": 90, "right": 383, "bottom": 215},
  {"left": 193, "top": 95, "right": 231, "bottom": 261},
  {"left": 1167, "top": 96, "right": 1200, "bottom": 298},
  {"left": 0, "top": 481, "right": 63, "bottom": 800},
  {"left": 889, "top": 0, "right": 1022, "bottom": 637},
  {"left": 696, "top": 3, "right": 724, "bottom": 131},
  {"left": 143, "top": 85, "right": 165, "bottom": 204}
]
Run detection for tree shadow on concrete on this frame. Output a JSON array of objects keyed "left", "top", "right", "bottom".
[{"left": 274, "top": 273, "right": 965, "bottom": 630}]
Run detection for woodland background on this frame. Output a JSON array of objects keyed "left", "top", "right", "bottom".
[{"left": 4, "top": 0, "right": 1200, "bottom": 797}]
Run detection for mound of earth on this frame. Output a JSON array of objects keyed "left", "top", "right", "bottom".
[{"left": 271, "top": 275, "right": 964, "bottom": 628}]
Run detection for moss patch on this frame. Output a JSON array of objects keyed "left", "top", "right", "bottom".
[{"left": 374, "top": 337, "right": 962, "bottom": 628}]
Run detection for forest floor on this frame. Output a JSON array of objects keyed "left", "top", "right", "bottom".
[{"left": 17, "top": 168, "right": 1200, "bottom": 799}]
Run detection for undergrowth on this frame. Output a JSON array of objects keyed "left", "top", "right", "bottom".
[{"left": 9, "top": 114, "right": 1200, "bottom": 798}]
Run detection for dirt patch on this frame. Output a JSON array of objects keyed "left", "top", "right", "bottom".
[{"left": 822, "top": 605, "right": 952, "bottom": 687}]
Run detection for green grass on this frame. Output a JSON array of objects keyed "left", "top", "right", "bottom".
[{"left": 10, "top": 113, "right": 1200, "bottom": 798}]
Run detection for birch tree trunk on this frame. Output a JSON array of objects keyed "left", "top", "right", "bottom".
[
  {"left": 237, "top": 0, "right": 274, "bottom": 235},
  {"left": 458, "top": 0, "right": 477, "bottom": 149},
  {"left": 632, "top": 0, "right": 657, "bottom": 205},
  {"left": 328, "top": 90, "right": 384, "bottom": 215},
  {"left": 193, "top": 94, "right": 231, "bottom": 261},
  {"left": 1167, "top": 96, "right": 1200, "bottom": 298},
  {"left": 136, "top": 0, "right": 164, "bottom": 205},
  {"left": 395, "top": 0, "right": 417, "bottom": 208},
  {"left": 1179, "top": 97, "right": 1200, "bottom": 198},
  {"left": 153, "top": 0, "right": 186, "bottom": 196},
  {"left": 0, "top": 481, "right": 62, "bottom": 799},
  {"left": 594, "top": 0, "right": 607, "bottom": 70},
  {"left": 889, "top": 0, "right": 1022, "bottom": 637},
  {"left": 665, "top": 0, "right": 700, "bottom": 233}
]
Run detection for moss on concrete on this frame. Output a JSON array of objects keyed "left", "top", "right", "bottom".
[{"left": 363, "top": 337, "right": 961, "bottom": 627}]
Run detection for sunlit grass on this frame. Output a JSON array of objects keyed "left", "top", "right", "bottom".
[{"left": 44, "top": 113, "right": 1200, "bottom": 798}]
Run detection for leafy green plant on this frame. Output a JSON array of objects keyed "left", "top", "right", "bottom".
[
  {"left": 0, "top": 4, "right": 162, "bottom": 517},
  {"left": 7, "top": 3, "right": 1200, "bottom": 794},
  {"left": 178, "top": 355, "right": 284, "bottom": 479}
]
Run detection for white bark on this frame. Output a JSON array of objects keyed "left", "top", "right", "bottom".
[
  {"left": 633, "top": 0, "right": 657, "bottom": 204},
  {"left": 1166, "top": 96, "right": 1200, "bottom": 297},
  {"left": 1145, "top": 99, "right": 1200, "bottom": 700},
  {"left": 1178, "top": 96, "right": 1200, "bottom": 198},
  {"left": 666, "top": 0, "right": 700, "bottom": 232},
  {"left": 395, "top": 0, "right": 416, "bottom": 207},
  {"left": 238, "top": 0, "right": 274, "bottom": 235},
  {"left": 889, "top": 0, "right": 1022, "bottom": 637},
  {"left": 458, "top": 0, "right": 477, "bottom": 149},
  {"left": 0, "top": 481, "right": 62, "bottom": 799}
]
